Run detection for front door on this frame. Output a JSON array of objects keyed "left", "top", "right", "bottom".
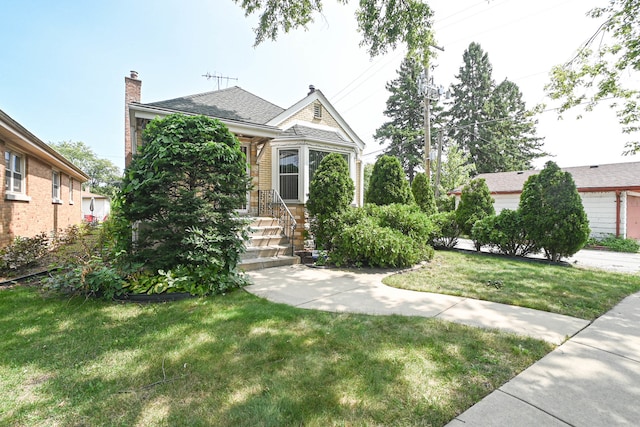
[{"left": 627, "top": 195, "right": 640, "bottom": 239}]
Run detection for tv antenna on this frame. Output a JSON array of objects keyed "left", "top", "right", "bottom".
[{"left": 202, "top": 72, "right": 238, "bottom": 90}]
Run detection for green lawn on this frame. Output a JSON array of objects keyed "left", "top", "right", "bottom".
[
  {"left": 384, "top": 250, "right": 640, "bottom": 320},
  {"left": 1, "top": 286, "right": 551, "bottom": 426}
]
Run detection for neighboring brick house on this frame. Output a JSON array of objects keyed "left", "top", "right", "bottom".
[
  {"left": 1, "top": 108, "right": 89, "bottom": 248},
  {"left": 452, "top": 162, "right": 640, "bottom": 240},
  {"left": 124, "top": 72, "right": 366, "bottom": 250}
]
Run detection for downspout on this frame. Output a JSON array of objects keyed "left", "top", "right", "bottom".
[{"left": 616, "top": 190, "right": 621, "bottom": 237}]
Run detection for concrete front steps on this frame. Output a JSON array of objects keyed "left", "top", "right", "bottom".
[{"left": 239, "top": 217, "right": 299, "bottom": 271}]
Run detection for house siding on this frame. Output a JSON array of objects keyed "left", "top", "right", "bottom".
[
  {"left": 1, "top": 150, "right": 83, "bottom": 247},
  {"left": 483, "top": 191, "right": 620, "bottom": 239},
  {"left": 280, "top": 102, "right": 341, "bottom": 130}
]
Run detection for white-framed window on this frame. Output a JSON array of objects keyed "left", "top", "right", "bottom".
[
  {"left": 52, "top": 170, "right": 62, "bottom": 203},
  {"left": 309, "top": 149, "right": 350, "bottom": 183},
  {"left": 5, "top": 150, "right": 24, "bottom": 194},
  {"left": 278, "top": 149, "right": 299, "bottom": 200},
  {"left": 69, "top": 177, "right": 74, "bottom": 204}
]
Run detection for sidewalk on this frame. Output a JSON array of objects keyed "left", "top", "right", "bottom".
[
  {"left": 245, "top": 260, "right": 640, "bottom": 425},
  {"left": 246, "top": 264, "right": 588, "bottom": 345}
]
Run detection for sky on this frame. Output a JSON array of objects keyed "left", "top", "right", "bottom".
[{"left": 2, "top": 0, "right": 638, "bottom": 173}]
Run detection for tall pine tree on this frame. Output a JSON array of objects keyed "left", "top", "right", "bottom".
[
  {"left": 448, "top": 42, "right": 545, "bottom": 173},
  {"left": 374, "top": 56, "right": 425, "bottom": 183}
]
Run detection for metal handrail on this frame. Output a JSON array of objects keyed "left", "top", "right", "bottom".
[{"left": 258, "top": 189, "right": 297, "bottom": 256}]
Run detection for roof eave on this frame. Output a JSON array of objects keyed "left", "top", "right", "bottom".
[
  {"left": 129, "top": 103, "right": 282, "bottom": 139},
  {"left": 0, "top": 110, "right": 90, "bottom": 181}
]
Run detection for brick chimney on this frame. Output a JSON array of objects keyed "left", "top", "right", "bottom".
[{"left": 124, "top": 71, "right": 141, "bottom": 167}]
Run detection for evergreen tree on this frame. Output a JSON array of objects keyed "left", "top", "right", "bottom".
[
  {"left": 365, "top": 155, "right": 414, "bottom": 205},
  {"left": 519, "top": 161, "right": 590, "bottom": 261},
  {"left": 307, "top": 153, "right": 355, "bottom": 249},
  {"left": 456, "top": 178, "right": 495, "bottom": 249},
  {"left": 448, "top": 42, "right": 546, "bottom": 173},
  {"left": 448, "top": 42, "right": 494, "bottom": 172},
  {"left": 411, "top": 172, "right": 437, "bottom": 215},
  {"left": 483, "top": 79, "right": 546, "bottom": 171},
  {"left": 374, "top": 56, "right": 425, "bottom": 182}
]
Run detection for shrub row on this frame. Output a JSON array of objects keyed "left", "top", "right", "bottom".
[{"left": 325, "top": 204, "right": 436, "bottom": 268}]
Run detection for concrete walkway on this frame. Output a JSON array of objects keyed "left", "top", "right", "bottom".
[
  {"left": 246, "top": 264, "right": 588, "bottom": 345},
  {"left": 245, "top": 259, "right": 640, "bottom": 425}
]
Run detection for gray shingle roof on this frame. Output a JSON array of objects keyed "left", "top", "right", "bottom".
[
  {"left": 143, "top": 86, "right": 285, "bottom": 125},
  {"left": 279, "top": 124, "right": 349, "bottom": 144},
  {"left": 458, "top": 161, "right": 640, "bottom": 193}
]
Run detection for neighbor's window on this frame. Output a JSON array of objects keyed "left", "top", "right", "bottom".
[
  {"left": 5, "top": 151, "right": 24, "bottom": 194},
  {"left": 308, "top": 150, "right": 350, "bottom": 182},
  {"left": 52, "top": 170, "right": 61, "bottom": 203},
  {"left": 279, "top": 149, "right": 299, "bottom": 200},
  {"left": 69, "top": 177, "right": 74, "bottom": 203}
]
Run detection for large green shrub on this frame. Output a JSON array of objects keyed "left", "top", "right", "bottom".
[
  {"left": 119, "top": 114, "right": 251, "bottom": 294},
  {"left": 307, "top": 153, "right": 354, "bottom": 249},
  {"left": 326, "top": 203, "right": 434, "bottom": 268},
  {"left": 519, "top": 161, "right": 590, "bottom": 261},
  {"left": 472, "top": 209, "right": 538, "bottom": 257},
  {"left": 365, "top": 155, "right": 414, "bottom": 205},
  {"left": 411, "top": 172, "right": 437, "bottom": 215},
  {"left": 456, "top": 178, "right": 495, "bottom": 249},
  {"left": 430, "top": 211, "right": 460, "bottom": 249},
  {"left": 329, "top": 217, "right": 432, "bottom": 268}
]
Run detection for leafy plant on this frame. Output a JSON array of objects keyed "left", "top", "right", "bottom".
[
  {"left": 588, "top": 235, "right": 640, "bottom": 253},
  {"left": 119, "top": 114, "right": 251, "bottom": 274},
  {"left": 519, "top": 161, "right": 590, "bottom": 261},
  {"left": 0, "top": 233, "right": 50, "bottom": 273},
  {"left": 307, "top": 153, "right": 354, "bottom": 250},
  {"left": 430, "top": 211, "right": 460, "bottom": 249},
  {"left": 365, "top": 155, "right": 414, "bottom": 206},
  {"left": 456, "top": 178, "right": 495, "bottom": 249},
  {"left": 472, "top": 209, "right": 538, "bottom": 257},
  {"left": 411, "top": 172, "right": 437, "bottom": 215}
]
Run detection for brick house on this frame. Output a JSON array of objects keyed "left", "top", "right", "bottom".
[
  {"left": 124, "top": 72, "right": 366, "bottom": 251},
  {"left": 452, "top": 162, "right": 640, "bottom": 240},
  {"left": 1, "top": 108, "right": 89, "bottom": 248}
]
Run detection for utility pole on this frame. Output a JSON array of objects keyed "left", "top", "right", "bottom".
[
  {"left": 424, "top": 65, "right": 432, "bottom": 178},
  {"left": 435, "top": 128, "right": 443, "bottom": 197},
  {"left": 423, "top": 45, "right": 444, "bottom": 179}
]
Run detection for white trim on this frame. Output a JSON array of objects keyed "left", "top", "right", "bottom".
[
  {"left": 265, "top": 90, "right": 366, "bottom": 150},
  {"left": 5, "top": 193, "right": 31, "bottom": 202}
]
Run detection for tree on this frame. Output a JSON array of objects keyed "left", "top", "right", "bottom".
[
  {"left": 519, "top": 161, "right": 590, "bottom": 262},
  {"left": 48, "top": 140, "right": 121, "bottom": 196},
  {"left": 483, "top": 79, "right": 546, "bottom": 171},
  {"left": 234, "top": 0, "right": 435, "bottom": 61},
  {"left": 374, "top": 56, "right": 425, "bottom": 182},
  {"left": 120, "top": 114, "right": 252, "bottom": 279},
  {"left": 307, "top": 153, "right": 354, "bottom": 249},
  {"left": 546, "top": 0, "right": 640, "bottom": 154},
  {"left": 435, "top": 144, "right": 475, "bottom": 211},
  {"left": 411, "top": 172, "right": 436, "bottom": 215},
  {"left": 447, "top": 43, "right": 545, "bottom": 173},
  {"left": 455, "top": 178, "right": 495, "bottom": 250},
  {"left": 365, "top": 155, "right": 414, "bottom": 205}
]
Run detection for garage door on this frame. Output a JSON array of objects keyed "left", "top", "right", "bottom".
[{"left": 628, "top": 195, "right": 640, "bottom": 239}]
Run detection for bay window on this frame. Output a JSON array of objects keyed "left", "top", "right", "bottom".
[{"left": 279, "top": 149, "right": 299, "bottom": 200}]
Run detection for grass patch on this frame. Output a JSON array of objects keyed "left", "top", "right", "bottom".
[
  {"left": 384, "top": 250, "right": 640, "bottom": 320},
  {"left": 0, "top": 286, "right": 552, "bottom": 426}
]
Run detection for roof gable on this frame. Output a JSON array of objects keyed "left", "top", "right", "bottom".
[
  {"left": 461, "top": 162, "right": 640, "bottom": 194},
  {"left": 143, "top": 86, "right": 285, "bottom": 125},
  {"left": 267, "top": 89, "right": 365, "bottom": 150}
]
